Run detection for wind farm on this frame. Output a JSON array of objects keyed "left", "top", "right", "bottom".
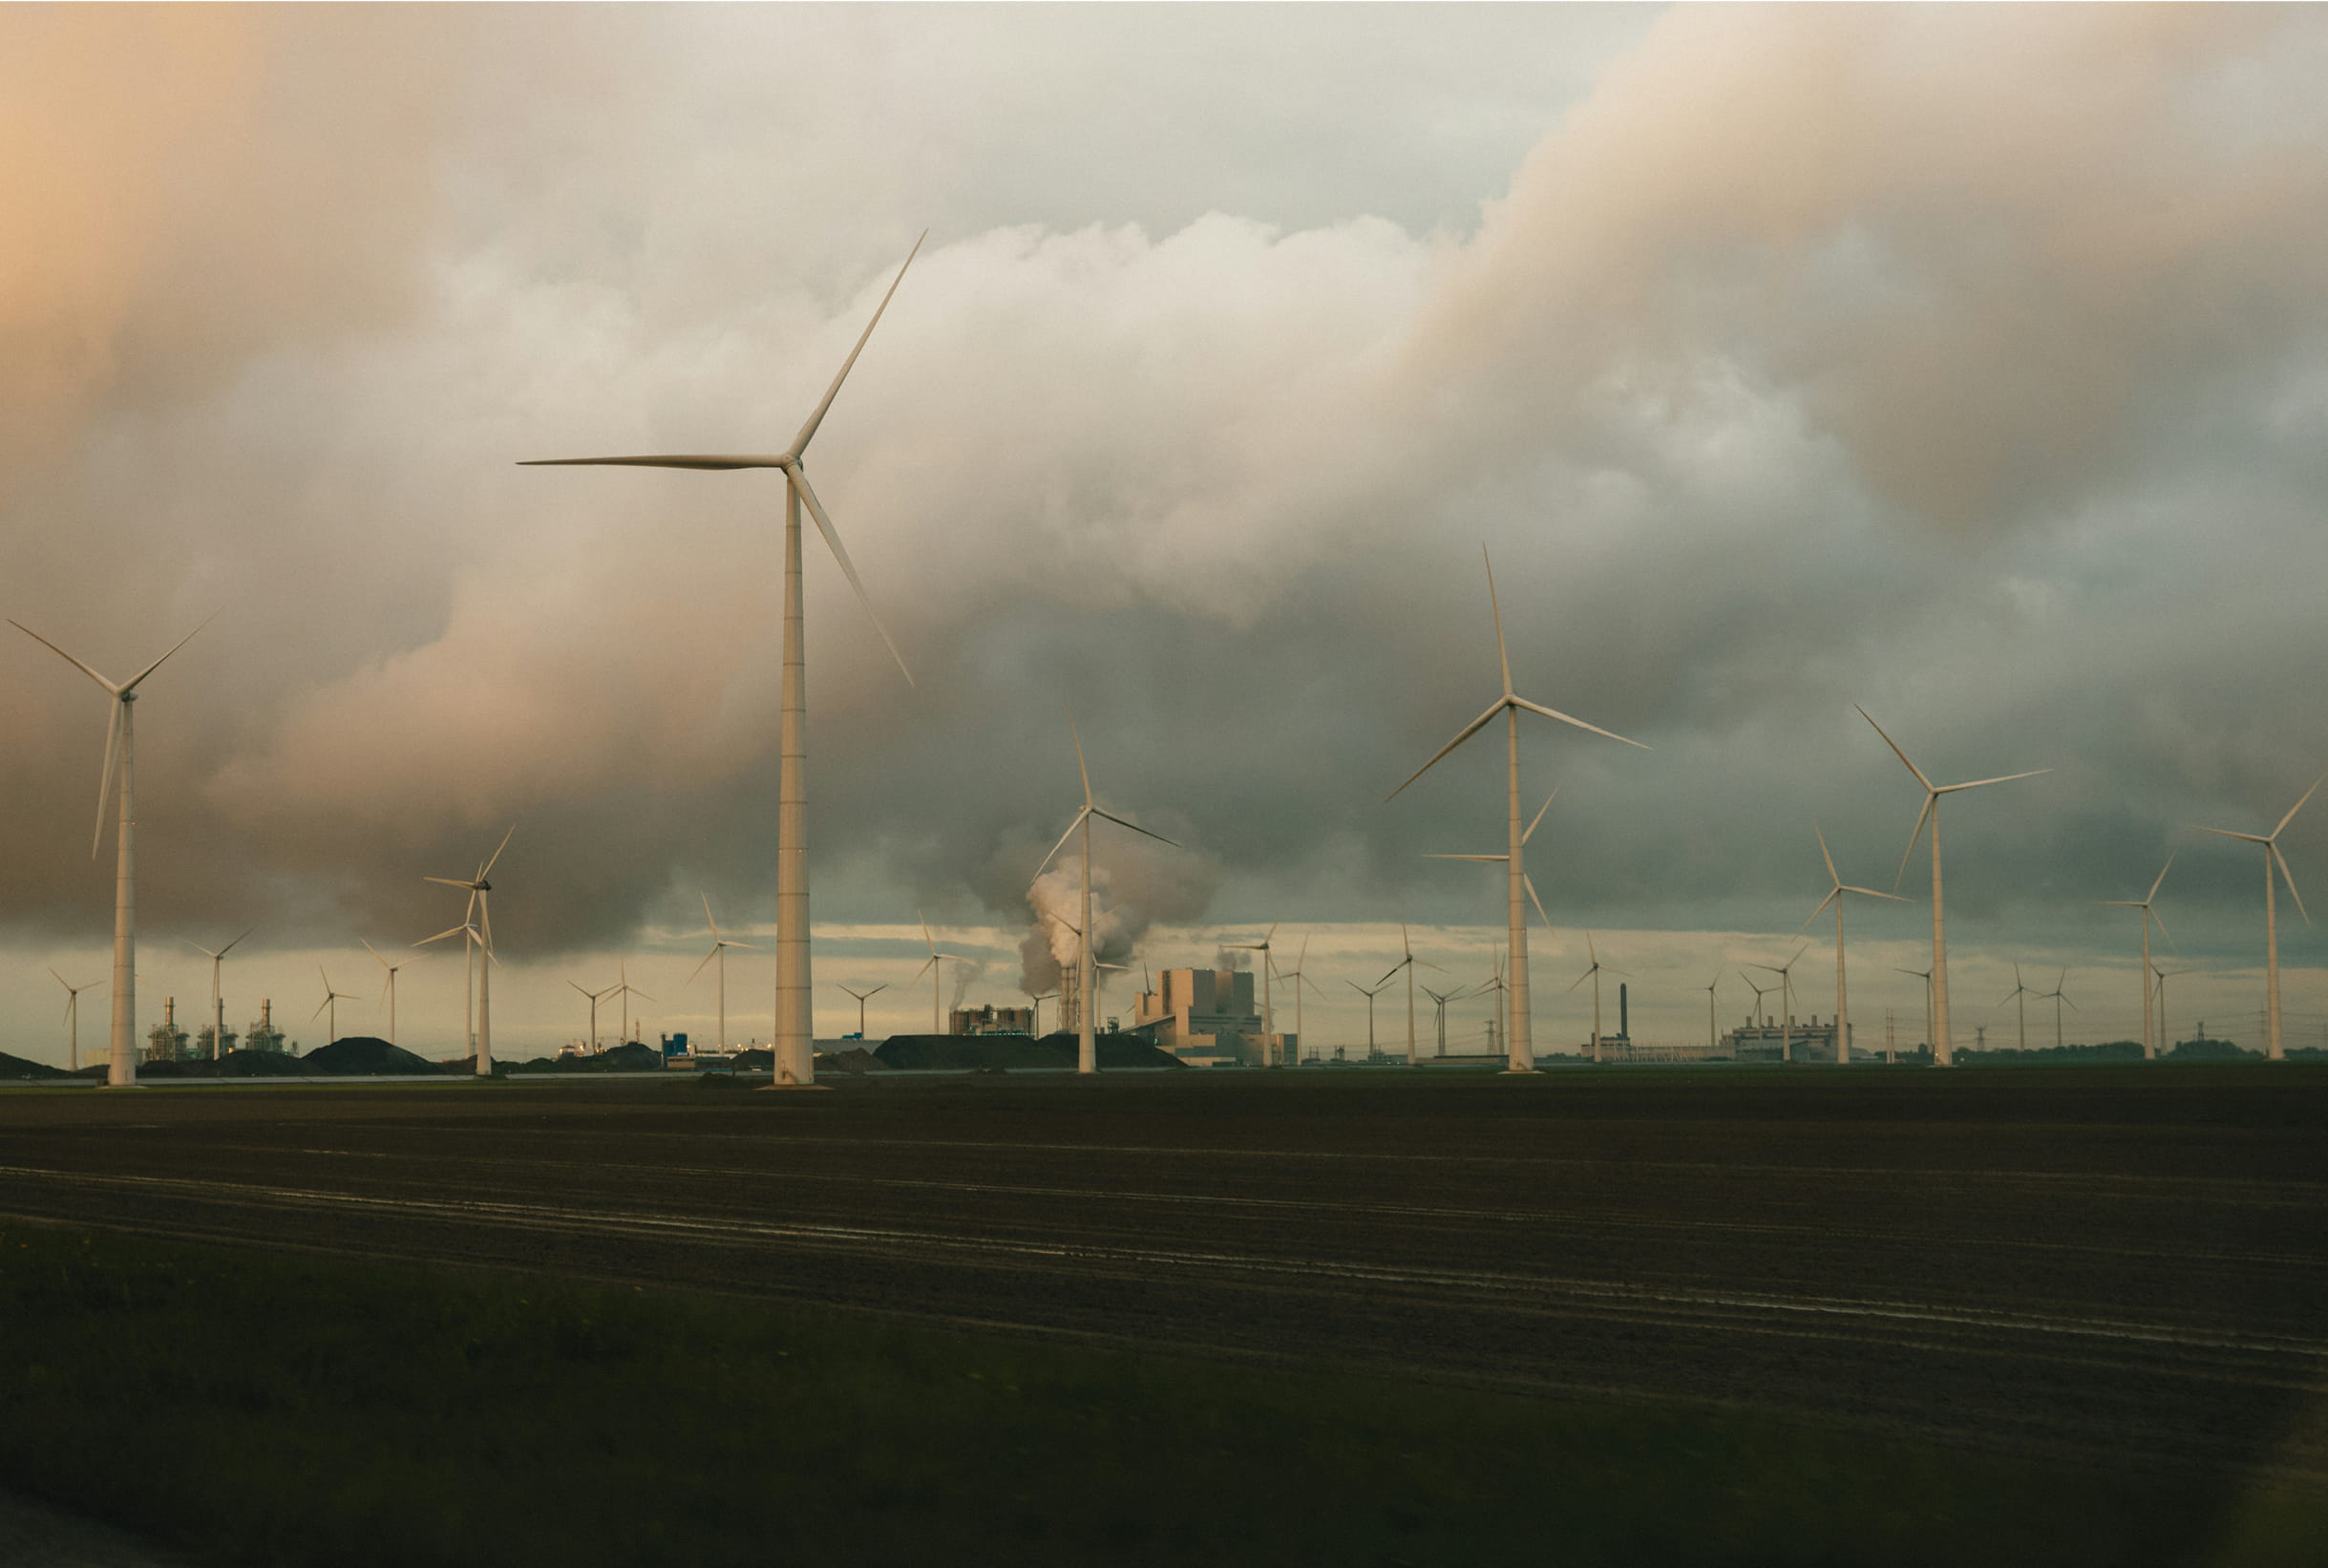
[{"left": 4, "top": 8, "right": 2327, "bottom": 1562}]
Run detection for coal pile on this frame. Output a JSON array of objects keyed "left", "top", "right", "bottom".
[
  {"left": 814, "top": 1047, "right": 881, "bottom": 1075},
  {"left": 508, "top": 1042, "right": 666, "bottom": 1073},
  {"left": 0, "top": 1051, "right": 66, "bottom": 1080},
  {"left": 217, "top": 1049, "right": 310, "bottom": 1077},
  {"left": 302, "top": 1037, "right": 441, "bottom": 1076},
  {"left": 874, "top": 1032, "right": 1184, "bottom": 1070}
]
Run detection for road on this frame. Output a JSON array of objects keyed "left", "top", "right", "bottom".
[{"left": 3, "top": 1066, "right": 2323, "bottom": 1478}]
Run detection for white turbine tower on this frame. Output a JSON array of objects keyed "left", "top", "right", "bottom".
[
  {"left": 914, "top": 913, "right": 974, "bottom": 1035},
  {"left": 2192, "top": 774, "right": 2321, "bottom": 1062},
  {"left": 2151, "top": 964, "right": 2199, "bottom": 1055},
  {"left": 14, "top": 616, "right": 211, "bottom": 1088},
  {"left": 1857, "top": 707, "right": 2048, "bottom": 1068},
  {"left": 312, "top": 966, "right": 359, "bottom": 1049},
  {"left": 423, "top": 826, "right": 514, "bottom": 1074},
  {"left": 1035, "top": 708, "right": 1180, "bottom": 1075},
  {"left": 1798, "top": 826, "right": 1907, "bottom": 1066},
  {"left": 1737, "top": 971, "right": 1773, "bottom": 1028},
  {"left": 1346, "top": 976, "right": 1391, "bottom": 1061},
  {"left": 51, "top": 970, "right": 98, "bottom": 1072},
  {"left": 2099, "top": 855, "right": 2175, "bottom": 1061},
  {"left": 1389, "top": 551, "right": 1647, "bottom": 1073},
  {"left": 1747, "top": 945, "right": 1812, "bottom": 1064},
  {"left": 612, "top": 960, "right": 656, "bottom": 1049},
  {"left": 1022, "top": 985, "right": 1056, "bottom": 1038},
  {"left": 1565, "top": 932, "right": 1628, "bottom": 1064},
  {"left": 839, "top": 982, "right": 887, "bottom": 1039},
  {"left": 525, "top": 236, "right": 924, "bottom": 1090},
  {"left": 2042, "top": 969, "right": 2076, "bottom": 1050},
  {"left": 1278, "top": 935, "right": 1324, "bottom": 1063},
  {"left": 416, "top": 916, "right": 492, "bottom": 1060},
  {"left": 691, "top": 894, "right": 763, "bottom": 1054},
  {"left": 1703, "top": 970, "right": 1722, "bottom": 1052},
  {"left": 1420, "top": 982, "right": 1469, "bottom": 1058},
  {"left": 360, "top": 938, "right": 416, "bottom": 1048},
  {"left": 1895, "top": 965, "right": 1935, "bottom": 1058},
  {"left": 186, "top": 929, "right": 253, "bottom": 1063}
]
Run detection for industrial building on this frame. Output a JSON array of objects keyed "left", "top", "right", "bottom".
[
  {"left": 243, "top": 1000, "right": 288, "bottom": 1054},
  {"left": 145, "top": 998, "right": 190, "bottom": 1064},
  {"left": 949, "top": 1005, "right": 1034, "bottom": 1036},
  {"left": 1131, "top": 967, "right": 1296, "bottom": 1067},
  {"left": 1721, "top": 1017, "right": 1852, "bottom": 1062}
]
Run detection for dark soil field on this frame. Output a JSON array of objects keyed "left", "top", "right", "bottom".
[{"left": 0, "top": 1064, "right": 2322, "bottom": 1563}]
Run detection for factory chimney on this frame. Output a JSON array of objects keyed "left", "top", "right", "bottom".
[{"left": 1619, "top": 983, "right": 1628, "bottom": 1040}]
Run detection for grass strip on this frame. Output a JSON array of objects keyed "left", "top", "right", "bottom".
[{"left": 0, "top": 1223, "right": 2318, "bottom": 1567}]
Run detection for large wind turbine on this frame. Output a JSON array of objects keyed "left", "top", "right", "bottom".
[
  {"left": 1346, "top": 977, "right": 1390, "bottom": 1061},
  {"left": 416, "top": 915, "right": 492, "bottom": 1060},
  {"left": 1895, "top": 965, "right": 1935, "bottom": 1058},
  {"left": 1857, "top": 708, "right": 2047, "bottom": 1068},
  {"left": 525, "top": 237, "right": 924, "bottom": 1090},
  {"left": 1035, "top": 708, "right": 1180, "bottom": 1075},
  {"left": 186, "top": 929, "right": 253, "bottom": 1063},
  {"left": 691, "top": 894, "right": 763, "bottom": 1053},
  {"left": 1420, "top": 982, "right": 1469, "bottom": 1058},
  {"left": 1389, "top": 552, "right": 1647, "bottom": 1073},
  {"left": 1565, "top": 932, "right": 1627, "bottom": 1063},
  {"left": 1221, "top": 922, "right": 1280, "bottom": 1063},
  {"left": 1798, "top": 826, "right": 1907, "bottom": 1066},
  {"left": 2151, "top": 964, "right": 2199, "bottom": 1054},
  {"left": 2098, "top": 855, "right": 2175, "bottom": 1061},
  {"left": 1703, "top": 971, "right": 1722, "bottom": 1052},
  {"left": 360, "top": 938, "right": 415, "bottom": 1048},
  {"left": 312, "top": 966, "right": 359, "bottom": 1049},
  {"left": 51, "top": 970, "right": 97, "bottom": 1072},
  {"left": 424, "top": 826, "right": 514, "bottom": 1074},
  {"left": 570, "top": 980, "right": 617, "bottom": 1054},
  {"left": 14, "top": 616, "right": 211, "bottom": 1087},
  {"left": 839, "top": 982, "right": 887, "bottom": 1039},
  {"left": 612, "top": 960, "right": 655, "bottom": 1049},
  {"left": 1279, "top": 935, "right": 1323, "bottom": 1062},
  {"left": 2192, "top": 774, "right": 2321, "bottom": 1062},
  {"left": 2041, "top": 969, "right": 2076, "bottom": 1049}
]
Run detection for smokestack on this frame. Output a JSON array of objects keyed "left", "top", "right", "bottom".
[{"left": 1619, "top": 983, "right": 1627, "bottom": 1039}]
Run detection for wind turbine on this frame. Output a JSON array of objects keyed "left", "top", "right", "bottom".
[
  {"left": 1221, "top": 922, "right": 1280, "bottom": 1062},
  {"left": 1998, "top": 964, "right": 2036, "bottom": 1051},
  {"left": 13, "top": 615, "right": 212, "bottom": 1087},
  {"left": 1376, "top": 921, "right": 1446, "bottom": 1068},
  {"left": 914, "top": 911, "right": 973, "bottom": 1035},
  {"left": 1702, "top": 970, "right": 1722, "bottom": 1053},
  {"left": 312, "top": 966, "right": 359, "bottom": 1049},
  {"left": 360, "top": 938, "right": 415, "bottom": 1048},
  {"left": 1420, "top": 982, "right": 1468, "bottom": 1058},
  {"left": 186, "top": 928, "right": 253, "bottom": 1062},
  {"left": 1345, "top": 977, "right": 1390, "bottom": 1062},
  {"left": 839, "top": 982, "right": 887, "bottom": 1039},
  {"left": 2099, "top": 855, "right": 2175, "bottom": 1060},
  {"left": 416, "top": 915, "right": 493, "bottom": 1063},
  {"left": 2150, "top": 964, "right": 2199, "bottom": 1055},
  {"left": 2042, "top": 969, "right": 2076, "bottom": 1049},
  {"left": 1022, "top": 985, "right": 1055, "bottom": 1038},
  {"left": 1425, "top": 788, "right": 1558, "bottom": 1068},
  {"left": 1388, "top": 552, "right": 1648, "bottom": 1074},
  {"left": 2192, "top": 774, "right": 2321, "bottom": 1062},
  {"left": 51, "top": 970, "right": 98, "bottom": 1071},
  {"left": 424, "top": 826, "right": 515, "bottom": 1074},
  {"left": 1895, "top": 965, "right": 1935, "bottom": 1058},
  {"left": 1758, "top": 940, "right": 1833, "bottom": 1061},
  {"left": 1737, "top": 971, "right": 1773, "bottom": 1028},
  {"left": 570, "top": 980, "right": 617, "bottom": 1054},
  {"left": 612, "top": 960, "right": 656, "bottom": 1049},
  {"left": 1857, "top": 707, "right": 2048, "bottom": 1068},
  {"left": 1798, "top": 825, "right": 1907, "bottom": 1066},
  {"left": 691, "top": 894, "right": 763, "bottom": 1053},
  {"left": 1035, "top": 707, "right": 1180, "bottom": 1074},
  {"left": 525, "top": 236, "right": 925, "bottom": 1091},
  {"left": 1279, "top": 934, "right": 1324, "bottom": 1062},
  {"left": 1477, "top": 954, "right": 1510, "bottom": 1057},
  {"left": 1565, "top": 932, "right": 1628, "bottom": 1064}
]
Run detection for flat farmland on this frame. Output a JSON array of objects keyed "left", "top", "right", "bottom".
[{"left": 3, "top": 1065, "right": 2323, "bottom": 1480}]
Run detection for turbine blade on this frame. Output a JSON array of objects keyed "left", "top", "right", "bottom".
[
  {"left": 1525, "top": 874, "right": 1551, "bottom": 929},
  {"left": 2190, "top": 825, "right": 2267, "bottom": 843},
  {"left": 1385, "top": 700, "right": 1506, "bottom": 803},
  {"left": 2146, "top": 852, "right": 2176, "bottom": 904},
  {"left": 2148, "top": 903, "right": 2173, "bottom": 950},
  {"left": 787, "top": 463, "right": 914, "bottom": 687},
  {"left": 1841, "top": 885, "right": 1908, "bottom": 901},
  {"left": 1894, "top": 794, "right": 1935, "bottom": 890},
  {"left": 1523, "top": 788, "right": 1558, "bottom": 845},
  {"left": 423, "top": 876, "right": 475, "bottom": 890},
  {"left": 118, "top": 611, "right": 219, "bottom": 694},
  {"left": 2275, "top": 842, "right": 2309, "bottom": 923},
  {"left": 92, "top": 701, "right": 121, "bottom": 859},
  {"left": 362, "top": 938, "right": 387, "bottom": 967},
  {"left": 478, "top": 824, "right": 517, "bottom": 879},
  {"left": 2275, "top": 773, "right": 2328, "bottom": 838},
  {"left": 1814, "top": 821, "right": 1839, "bottom": 887},
  {"left": 414, "top": 924, "right": 469, "bottom": 947},
  {"left": 518, "top": 455, "right": 788, "bottom": 469},
  {"left": 703, "top": 891, "right": 721, "bottom": 940},
  {"left": 219, "top": 928, "right": 251, "bottom": 957},
  {"left": 1854, "top": 705, "right": 1935, "bottom": 791},
  {"left": 1426, "top": 854, "right": 1508, "bottom": 862},
  {"left": 1093, "top": 808, "right": 1181, "bottom": 848},
  {"left": 1482, "top": 545, "right": 1513, "bottom": 700},
  {"left": 1511, "top": 695, "right": 1649, "bottom": 750},
  {"left": 1796, "top": 889, "right": 1838, "bottom": 937},
  {"left": 12, "top": 620, "right": 122, "bottom": 693},
  {"left": 1065, "top": 702, "right": 1093, "bottom": 809},
  {"left": 1563, "top": 969, "right": 1591, "bottom": 994},
  {"left": 788, "top": 231, "right": 925, "bottom": 457},
  {"left": 1937, "top": 769, "right": 2050, "bottom": 793},
  {"left": 688, "top": 946, "right": 720, "bottom": 985}
]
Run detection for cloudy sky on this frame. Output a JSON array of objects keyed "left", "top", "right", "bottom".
[{"left": 7, "top": 4, "right": 2328, "bottom": 1061}]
